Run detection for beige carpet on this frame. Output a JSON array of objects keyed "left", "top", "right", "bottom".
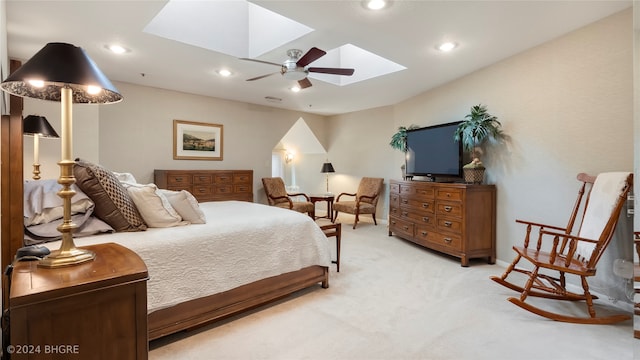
[{"left": 149, "top": 218, "right": 635, "bottom": 360}]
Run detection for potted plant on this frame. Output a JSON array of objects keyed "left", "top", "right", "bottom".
[
  {"left": 390, "top": 125, "right": 418, "bottom": 179},
  {"left": 454, "top": 104, "right": 505, "bottom": 184}
]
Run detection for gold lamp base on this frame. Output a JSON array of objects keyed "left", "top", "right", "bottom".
[
  {"left": 32, "top": 163, "right": 41, "bottom": 180},
  {"left": 38, "top": 247, "right": 95, "bottom": 268}
]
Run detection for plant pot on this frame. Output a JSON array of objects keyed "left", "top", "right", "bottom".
[{"left": 463, "top": 167, "right": 485, "bottom": 184}]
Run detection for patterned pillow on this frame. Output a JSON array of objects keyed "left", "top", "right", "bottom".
[{"left": 73, "top": 158, "right": 147, "bottom": 232}]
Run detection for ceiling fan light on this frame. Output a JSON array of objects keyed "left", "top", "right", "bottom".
[{"left": 282, "top": 69, "right": 308, "bottom": 81}]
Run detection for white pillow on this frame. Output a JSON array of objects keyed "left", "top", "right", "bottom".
[
  {"left": 113, "top": 172, "right": 138, "bottom": 185},
  {"left": 126, "top": 183, "right": 188, "bottom": 228},
  {"left": 160, "top": 189, "right": 206, "bottom": 224}
]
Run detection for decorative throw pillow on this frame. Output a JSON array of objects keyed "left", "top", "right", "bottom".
[
  {"left": 126, "top": 183, "right": 188, "bottom": 228},
  {"left": 160, "top": 189, "right": 207, "bottom": 224},
  {"left": 73, "top": 158, "right": 147, "bottom": 232}
]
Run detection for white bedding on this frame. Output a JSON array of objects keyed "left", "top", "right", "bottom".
[{"left": 43, "top": 201, "right": 331, "bottom": 313}]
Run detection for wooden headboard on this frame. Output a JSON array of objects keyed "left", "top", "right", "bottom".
[{"left": 1, "top": 60, "right": 25, "bottom": 312}]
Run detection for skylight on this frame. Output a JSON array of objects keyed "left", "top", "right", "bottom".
[
  {"left": 144, "top": 0, "right": 313, "bottom": 59},
  {"left": 144, "top": 0, "right": 406, "bottom": 86}
]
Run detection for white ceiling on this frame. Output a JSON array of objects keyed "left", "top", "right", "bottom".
[{"left": 4, "top": 0, "right": 632, "bottom": 116}]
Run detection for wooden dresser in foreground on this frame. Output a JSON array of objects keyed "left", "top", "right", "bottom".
[
  {"left": 389, "top": 179, "right": 496, "bottom": 266},
  {"left": 154, "top": 169, "right": 253, "bottom": 202},
  {"left": 9, "top": 243, "right": 148, "bottom": 360}
]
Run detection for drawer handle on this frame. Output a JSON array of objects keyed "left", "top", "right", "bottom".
[
  {"left": 401, "top": 211, "right": 408, "bottom": 217},
  {"left": 444, "top": 221, "right": 452, "bottom": 227},
  {"left": 199, "top": 176, "right": 207, "bottom": 181},
  {"left": 420, "top": 231, "right": 428, "bottom": 236},
  {"left": 403, "top": 226, "right": 409, "bottom": 231},
  {"left": 444, "top": 206, "right": 452, "bottom": 212},
  {"left": 402, "top": 199, "right": 408, "bottom": 204},
  {"left": 175, "top": 177, "right": 183, "bottom": 182},
  {"left": 197, "top": 188, "right": 205, "bottom": 193},
  {"left": 446, "top": 193, "right": 451, "bottom": 197},
  {"left": 444, "top": 238, "right": 453, "bottom": 244},
  {"left": 422, "top": 203, "right": 429, "bottom": 208},
  {"left": 391, "top": 221, "right": 396, "bottom": 225},
  {"left": 422, "top": 216, "right": 430, "bottom": 222}
]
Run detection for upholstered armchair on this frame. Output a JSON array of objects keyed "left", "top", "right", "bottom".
[
  {"left": 261, "top": 177, "right": 315, "bottom": 218},
  {"left": 333, "top": 177, "right": 383, "bottom": 229}
]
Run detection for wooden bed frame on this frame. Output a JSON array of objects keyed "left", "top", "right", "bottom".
[{"left": 0, "top": 63, "right": 329, "bottom": 342}]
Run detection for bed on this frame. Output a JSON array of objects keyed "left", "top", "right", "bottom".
[
  {"left": 3, "top": 121, "right": 330, "bottom": 342},
  {"left": 37, "top": 199, "right": 331, "bottom": 340}
]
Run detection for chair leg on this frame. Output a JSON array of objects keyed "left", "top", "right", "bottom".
[
  {"left": 372, "top": 212, "right": 377, "bottom": 226},
  {"left": 336, "top": 224, "right": 341, "bottom": 272},
  {"left": 490, "top": 254, "right": 521, "bottom": 290},
  {"left": 581, "top": 276, "right": 597, "bottom": 318},
  {"left": 518, "top": 266, "right": 540, "bottom": 302}
]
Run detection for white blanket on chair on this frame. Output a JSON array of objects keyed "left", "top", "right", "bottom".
[{"left": 575, "top": 172, "right": 629, "bottom": 260}]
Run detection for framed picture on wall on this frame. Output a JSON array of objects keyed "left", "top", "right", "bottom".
[{"left": 173, "top": 120, "right": 223, "bottom": 160}]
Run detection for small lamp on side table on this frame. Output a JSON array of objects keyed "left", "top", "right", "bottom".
[
  {"left": 23, "top": 115, "right": 59, "bottom": 180},
  {"left": 321, "top": 162, "right": 335, "bottom": 195}
]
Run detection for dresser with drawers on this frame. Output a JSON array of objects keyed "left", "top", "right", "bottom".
[
  {"left": 388, "top": 179, "right": 496, "bottom": 266},
  {"left": 154, "top": 169, "right": 253, "bottom": 202}
]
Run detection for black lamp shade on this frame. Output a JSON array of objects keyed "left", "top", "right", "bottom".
[
  {"left": 321, "top": 162, "right": 335, "bottom": 173},
  {"left": 23, "top": 115, "right": 59, "bottom": 138},
  {"left": 0, "top": 42, "right": 122, "bottom": 104}
]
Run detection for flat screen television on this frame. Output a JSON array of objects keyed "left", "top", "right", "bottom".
[{"left": 405, "top": 121, "right": 463, "bottom": 180}]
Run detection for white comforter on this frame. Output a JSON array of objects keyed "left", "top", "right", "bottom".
[{"left": 43, "top": 201, "right": 331, "bottom": 312}]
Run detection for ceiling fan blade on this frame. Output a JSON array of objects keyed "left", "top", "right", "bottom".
[
  {"left": 239, "top": 58, "right": 282, "bottom": 67},
  {"left": 298, "top": 78, "right": 312, "bottom": 89},
  {"left": 246, "top": 72, "right": 278, "bottom": 81},
  {"left": 296, "top": 47, "right": 326, "bottom": 67},
  {"left": 308, "top": 67, "right": 355, "bottom": 76}
]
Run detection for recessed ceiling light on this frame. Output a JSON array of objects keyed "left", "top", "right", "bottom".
[
  {"left": 363, "top": 0, "right": 390, "bottom": 10},
  {"left": 437, "top": 42, "right": 457, "bottom": 52},
  {"left": 290, "top": 86, "right": 301, "bottom": 93},
  {"left": 217, "top": 69, "right": 232, "bottom": 77},
  {"left": 105, "top": 44, "right": 129, "bottom": 54}
]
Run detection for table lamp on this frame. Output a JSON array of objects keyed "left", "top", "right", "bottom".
[
  {"left": 321, "top": 162, "right": 335, "bottom": 194},
  {"left": 1, "top": 42, "right": 123, "bottom": 267},
  {"left": 23, "top": 115, "right": 59, "bottom": 180}
]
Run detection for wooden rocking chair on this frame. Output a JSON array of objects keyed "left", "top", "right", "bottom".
[{"left": 490, "top": 172, "right": 633, "bottom": 324}]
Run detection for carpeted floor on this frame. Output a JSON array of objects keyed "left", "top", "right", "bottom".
[{"left": 149, "top": 219, "right": 635, "bottom": 360}]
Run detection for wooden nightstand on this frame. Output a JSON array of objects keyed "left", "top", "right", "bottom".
[{"left": 9, "top": 243, "right": 149, "bottom": 360}]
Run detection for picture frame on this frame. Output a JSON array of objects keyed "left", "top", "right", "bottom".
[{"left": 173, "top": 120, "right": 223, "bottom": 160}]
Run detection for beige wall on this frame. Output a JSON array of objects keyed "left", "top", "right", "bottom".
[
  {"left": 328, "top": 9, "right": 633, "bottom": 266},
  {"left": 21, "top": 9, "right": 633, "bottom": 268}
]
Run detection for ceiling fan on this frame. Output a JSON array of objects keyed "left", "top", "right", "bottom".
[{"left": 241, "top": 47, "right": 355, "bottom": 89}]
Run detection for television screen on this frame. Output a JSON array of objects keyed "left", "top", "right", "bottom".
[{"left": 405, "top": 121, "right": 463, "bottom": 179}]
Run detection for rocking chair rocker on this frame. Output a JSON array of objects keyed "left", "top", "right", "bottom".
[{"left": 491, "top": 172, "right": 633, "bottom": 324}]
